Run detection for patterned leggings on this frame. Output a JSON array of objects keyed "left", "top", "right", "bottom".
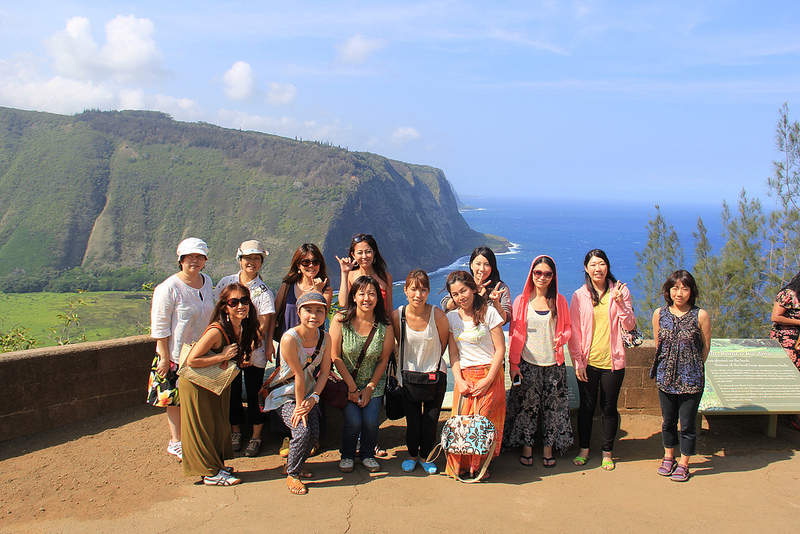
[
  {"left": 279, "top": 401, "right": 320, "bottom": 477},
  {"left": 503, "top": 361, "right": 573, "bottom": 453}
]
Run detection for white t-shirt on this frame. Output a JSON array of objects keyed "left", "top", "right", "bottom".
[
  {"left": 150, "top": 273, "right": 215, "bottom": 364},
  {"left": 213, "top": 272, "right": 275, "bottom": 368},
  {"left": 447, "top": 306, "right": 503, "bottom": 368}
]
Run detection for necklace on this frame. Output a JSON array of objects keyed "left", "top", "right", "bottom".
[{"left": 297, "top": 279, "right": 315, "bottom": 292}]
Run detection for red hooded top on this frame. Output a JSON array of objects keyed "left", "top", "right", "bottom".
[{"left": 508, "top": 255, "right": 572, "bottom": 371}]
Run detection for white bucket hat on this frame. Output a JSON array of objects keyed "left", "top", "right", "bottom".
[{"left": 176, "top": 237, "right": 209, "bottom": 258}]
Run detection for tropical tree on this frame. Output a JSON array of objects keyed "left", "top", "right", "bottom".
[
  {"left": 634, "top": 205, "right": 684, "bottom": 337},
  {"left": 763, "top": 103, "right": 800, "bottom": 300}
]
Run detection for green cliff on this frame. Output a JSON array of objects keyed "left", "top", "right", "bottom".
[{"left": 0, "top": 107, "right": 507, "bottom": 289}]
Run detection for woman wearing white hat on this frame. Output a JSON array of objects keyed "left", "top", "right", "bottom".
[
  {"left": 148, "top": 238, "right": 215, "bottom": 460},
  {"left": 213, "top": 240, "right": 276, "bottom": 457}
]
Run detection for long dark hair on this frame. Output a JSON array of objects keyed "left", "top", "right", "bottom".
[
  {"left": 282, "top": 243, "right": 329, "bottom": 286},
  {"left": 469, "top": 246, "right": 502, "bottom": 288},
  {"left": 210, "top": 283, "right": 262, "bottom": 365},
  {"left": 349, "top": 234, "right": 389, "bottom": 283},
  {"left": 340, "top": 275, "right": 391, "bottom": 327},
  {"left": 583, "top": 249, "right": 617, "bottom": 307},
  {"left": 445, "top": 270, "right": 487, "bottom": 327},
  {"left": 782, "top": 270, "right": 800, "bottom": 296},
  {"left": 532, "top": 255, "right": 558, "bottom": 319}
]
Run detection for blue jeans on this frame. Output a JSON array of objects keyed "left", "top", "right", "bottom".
[
  {"left": 658, "top": 389, "right": 703, "bottom": 456},
  {"left": 341, "top": 396, "right": 382, "bottom": 460}
]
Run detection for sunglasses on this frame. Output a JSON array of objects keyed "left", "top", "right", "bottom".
[
  {"left": 299, "top": 258, "right": 320, "bottom": 267},
  {"left": 352, "top": 234, "right": 373, "bottom": 244},
  {"left": 226, "top": 296, "right": 251, "bottom": 307},
  {"left": 533, "top": 270, "right": 554, "bottom": 279}
]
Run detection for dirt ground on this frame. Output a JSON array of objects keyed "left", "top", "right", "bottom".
[{"left": 1, "top": 405, "right": 799, "bottom": 533}]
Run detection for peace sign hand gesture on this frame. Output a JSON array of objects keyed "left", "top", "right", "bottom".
[
  {"left": 489, "top": 282, "right": 508, "bottom": 302},
  {"left": 612, "top": 282, "right": 627, "bottom": 304}
]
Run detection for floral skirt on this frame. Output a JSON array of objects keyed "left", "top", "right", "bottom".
[
  {"left": 445, "top": 365, "right": 505, "bottom": 479},
  {"left": 146, "top": 355, "right": 179, "bottom": 407},
  {"left": 503, "top": 361, "right": 573, "bottom": 453}
]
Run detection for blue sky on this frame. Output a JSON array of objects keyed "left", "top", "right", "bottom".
[{"left": 1, "top": 1, "right": 799, "bottom": 204}]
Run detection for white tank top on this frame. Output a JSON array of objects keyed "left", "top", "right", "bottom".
[{"left": 399, "top": 305, "right": 446, "bottom": 385}]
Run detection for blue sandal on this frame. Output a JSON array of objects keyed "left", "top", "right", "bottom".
[{"left": 401, "top": 457, "right": 417, "bottom": 473}]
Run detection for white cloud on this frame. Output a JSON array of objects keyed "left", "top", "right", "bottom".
[
  {"left": 266, "top": 82, "right": 297, "bottom": 105},
  {"left": 216, "top": 108, "right": 347, "bottom": 142},
  {"left": 0, "top": 68, "right": 115, "bottom": 114},
  {"left": 335, "top": 33, "right": 387, "bottom": 64},
  {"left": 222, "top": 61, "right": 256, "bottom": 100},
  {"left": 44, "top": 15, "right": 163, "bottom": 83},
  {"left": 390, "top": 126, "right": 420, "bottom": 147}
]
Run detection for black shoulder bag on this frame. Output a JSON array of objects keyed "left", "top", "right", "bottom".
[{"left": 399, "top": 306, "right": 440, "bottom": 404}]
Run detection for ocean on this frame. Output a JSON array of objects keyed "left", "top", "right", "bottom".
[{"left": 394, "top": 196, "right": 725, "bottom": 310}]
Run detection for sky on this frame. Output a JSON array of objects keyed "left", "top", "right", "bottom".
[{"left": 1, "top": 1, "right": 799, "bottom": 204}]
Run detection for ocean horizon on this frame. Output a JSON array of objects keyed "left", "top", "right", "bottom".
[{"left": 394, "top": 195, "right": 726, "bottom": 313}]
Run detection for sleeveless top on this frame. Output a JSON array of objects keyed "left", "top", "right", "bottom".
[
  {"left": 262, "top": 329, "right": 326, "bottom": 411},
  {"left": 341, "top": 322, "right": 387, "bottom": 398},
  {"left": 655, "top": 306, "right": 704, "bottom": 394},
  {"left": 398, "top": 305, "right": 446, "bottom": 385},
  {"left": 521, "top": 307, "right": 556, "bottom": 366}
]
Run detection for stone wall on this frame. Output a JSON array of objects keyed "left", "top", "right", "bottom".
[
  {"left": 0, "top": 336, "right": 154, "bottom": 442},
  {"left": 615, "top": 340, "right": 660, "bottom": 414},
  {"left": 0, "top": 335, "right": 662, "bottom": 443}
]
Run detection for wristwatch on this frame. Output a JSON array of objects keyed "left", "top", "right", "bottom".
[{"left": 309, "top": 392, "right": 320, "bottom": 403}]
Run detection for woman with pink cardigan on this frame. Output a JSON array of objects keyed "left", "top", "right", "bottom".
[
  {"left": 568, "top": 249, "right": 635, "bottom": 471},
  {"left": 504, "top": 255, "right": 573, "bottom": 468}
]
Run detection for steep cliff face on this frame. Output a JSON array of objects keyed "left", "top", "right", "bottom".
[
  {"left": 0, "top": 107, "right": 506, "bottom": 288},
  {"left": 323, "top": 156, "right": 488, "bottom": 283}
]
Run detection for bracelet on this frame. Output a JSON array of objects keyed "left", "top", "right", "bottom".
[
  {"left": 348, "top": 389, "right": 358, "bottom": 394},
  {"left": 310, "top": 392, "right": 320, "bottom": 403},
  {"left": 365, "top": 383, "right": 375, "bottom": 389}
]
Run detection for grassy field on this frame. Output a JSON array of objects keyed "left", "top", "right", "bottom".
[{"left": 0, "top": 291, "right": 152, "bottom": 349}]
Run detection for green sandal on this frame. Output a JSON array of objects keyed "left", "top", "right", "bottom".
[
  {"left": 601, "top": 457, "right": 615, "bottom": 471},
  {"left": 573, "top": 455, "right": 589, "bottom": 466}
]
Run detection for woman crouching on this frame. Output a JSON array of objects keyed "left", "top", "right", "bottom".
[{"left": 262, "top": 292, "right": 332, "bottom": 495}]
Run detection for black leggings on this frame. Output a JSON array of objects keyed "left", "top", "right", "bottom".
[
  {"left": 577, "top": 366, "right": 625, "bottom": 452},
  {"left": 402, "top": 371, "right": 447, "bottom": 458},
  {"left": 229, "top": 365, "right": 266, "bottom": 427}
]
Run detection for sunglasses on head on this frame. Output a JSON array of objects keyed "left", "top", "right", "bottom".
[
  {"left": 299, "top": 258, "right": 320, "bottom": 267},
  {"left": 533, "top": 270, "right": 554, "bottom": 279},
  {"left": 226, "top": 296, "right": 250, "bottom": 307},
  {"left": 352, "top": 234, "right": 373, "bottom": 244}
]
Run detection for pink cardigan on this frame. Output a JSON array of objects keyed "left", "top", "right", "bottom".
[
  {"left": 508, "top": 255, "right": 572, "bottom": 371},
  {"left": 568, "top": 281, "right": 635, "bottom": 371}
]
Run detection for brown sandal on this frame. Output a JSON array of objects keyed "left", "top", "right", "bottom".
[
  {"left": 287, "top": 475, "right": 307, "bottom": 495},
  {"left": 282, "top": 465, "right": 314, "bottom": 478}
]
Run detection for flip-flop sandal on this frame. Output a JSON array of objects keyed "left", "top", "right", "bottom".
[
  {"left": 573, "top": 455, "right": 589, "bottom": 466},
  {"left": 542, "top": 457, "right": 556, "bottom": 468},
  {"left": 519, "top": 455, "right": 534, "bottom": 467},
  {"left": 287, "top": 476, "right": 308, "bottom": 495},
  {"left": 601, "top": 458, "right": 615, "bottom": 471}
]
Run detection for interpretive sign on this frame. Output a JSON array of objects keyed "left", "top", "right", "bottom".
[
  {"left": 699, "top": 339, "right": 800, "bottom": 436},
  {"left": 700, "top": 339, "right": 800, "bottom": 412}
]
